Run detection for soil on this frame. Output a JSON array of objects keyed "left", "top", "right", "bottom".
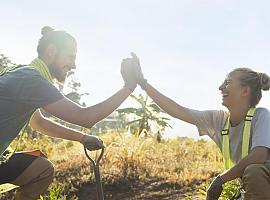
[
  {"left": 0, "top": 179, "right": 206, "bottom": 200},
  {"left": 73, "top": 178, "right": 206, "bottom": 200}
]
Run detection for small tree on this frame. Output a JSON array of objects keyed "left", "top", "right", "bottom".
[
  {"left": 0, "top": 54, "right": 16, "bottom": 69},
  {"left": 93, "top": 112, "right": 129, "bottom": 135},
  {"left": 59, "top": 71, "right": 89, "bottom": 106},
  {"left": 117, "top": 94, "right": 171, "bottom": 137}
]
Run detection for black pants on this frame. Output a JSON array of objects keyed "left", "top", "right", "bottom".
[{"left": 0, "top": 152, "right": 37, "bottom": 184}]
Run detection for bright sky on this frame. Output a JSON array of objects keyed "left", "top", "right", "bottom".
[{"left": 1, "top": 0, "right": 270, "bottom": 138}]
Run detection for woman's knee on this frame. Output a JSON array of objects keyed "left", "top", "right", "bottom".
[
  {"left": 242, "top": 164, "right": 267, "bottom": 187},
  {"left": 242, "top": 163, "right": 265, "bottom": 182},
  {"left": 242, "top": 164, "right": 270, "bottom": 199}
]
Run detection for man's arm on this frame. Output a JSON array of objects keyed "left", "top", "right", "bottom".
[
  {"left": 30, "top": 109, "right": 85, "bottom": 142},
  {"left": 30, "top": 110, "right": 105, "bottom": 150},
  {"left": 221, "top": 146, "right": 269, "bottom": 182},
  {"left": 43, "top": 87, "right": 132, "bottom": 129}
]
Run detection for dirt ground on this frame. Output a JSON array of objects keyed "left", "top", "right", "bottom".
[
  {"left": 0, "top": 179, "right": 205, "bottom": 200},
  {"left": 73, "top": 179, "right": 205, "bottom": 200}
]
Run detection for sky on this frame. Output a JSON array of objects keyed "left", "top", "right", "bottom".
[{"left": 1, "top": 0, "right": 270, "bottom": 138}]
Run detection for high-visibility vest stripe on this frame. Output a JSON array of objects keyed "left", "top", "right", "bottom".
[
  {"left": 221, "top": 107, "right": 256, "bottom": 169},
  {"left": 242, "top": 108, "right": 256, "bottom": 158}
]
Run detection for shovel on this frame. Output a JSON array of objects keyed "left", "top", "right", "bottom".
[{"left": 84, "top": 147, "right": 105, "bottom": 200}]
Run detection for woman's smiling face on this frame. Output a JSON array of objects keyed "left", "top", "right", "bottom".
[{"left": 219, "top": 71, "right": 248, "bottom": 109}]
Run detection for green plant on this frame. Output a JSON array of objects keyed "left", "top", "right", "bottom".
[
  {"left": 38, "top": 183, "right": 67, "bottom": 200},
  {"left": 0, "top": 54, "right": 16, "bottom": 69},
  {"left": 117, "top": 94, "right": 171, "bottom": 136},
  {"left": 221, "top": 179, "right": 241, "bottom": 200},
  {"left": 200, "top": 179, "right": 241, "bottom": 200}
]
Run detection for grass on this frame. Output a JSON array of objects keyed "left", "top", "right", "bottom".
[{"left": 1, "top": 132, "right": 232, "bottom": 199}]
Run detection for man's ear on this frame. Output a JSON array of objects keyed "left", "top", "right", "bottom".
[{"left": 46, "top": 44, "right": 57, "bottom": 60}]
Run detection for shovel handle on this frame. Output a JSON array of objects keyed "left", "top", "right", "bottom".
[
  {"left": 84, "top": 147, "right": 105, "bottom": 166},
  {"left": 84, "top": 147, "right": 105, "bottom": 200}
]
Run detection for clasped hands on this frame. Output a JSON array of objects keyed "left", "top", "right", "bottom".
[{"left": 121, "top": 52, "right": 147, "bottom": 92}]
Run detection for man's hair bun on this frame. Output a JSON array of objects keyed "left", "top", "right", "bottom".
[{"left": 41, "top": 26, "right": 54, "bottom": 36}]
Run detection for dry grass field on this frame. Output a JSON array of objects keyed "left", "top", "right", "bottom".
[{"left": 0, "top": 132, "right": 230, "bottom": 200}]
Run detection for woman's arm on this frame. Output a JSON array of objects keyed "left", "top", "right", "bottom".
[
  {"left": 144, "top": 83, "right": 195, "bottom": 124},
  {"left": 221, "top": 146, "right": 269, "bottom": 182},
  {"left": 127, "top": 52, "right": 195, "bottom": 125}
]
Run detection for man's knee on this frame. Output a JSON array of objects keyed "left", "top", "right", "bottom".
[
  {"left": 13, "top": 157, "right": 55, "bottom": 200},
  {"left": 38, "top": 157, "right": 55, "bottom": 181}
]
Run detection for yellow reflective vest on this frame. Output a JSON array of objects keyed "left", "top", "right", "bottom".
[{"left": 221, "top": 107, "right": 256, "bottom": 169}]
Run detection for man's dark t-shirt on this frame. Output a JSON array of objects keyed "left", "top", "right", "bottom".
[{"left": 0, "top": 67, "right": 64, "bottom": 156}]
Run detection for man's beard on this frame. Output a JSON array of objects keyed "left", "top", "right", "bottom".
[{"left": 50, "top": 64, "right": 67, "bottom": 83}]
